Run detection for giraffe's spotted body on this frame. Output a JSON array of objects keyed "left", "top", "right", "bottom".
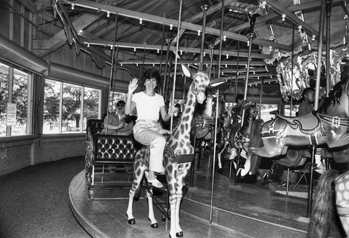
[{"left": 126, "top": 70, "right": 210, "bottom": 237}]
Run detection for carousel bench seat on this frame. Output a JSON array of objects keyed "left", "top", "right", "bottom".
[{"left": 85, "top": 119, "right": 140, "bottom": 199}]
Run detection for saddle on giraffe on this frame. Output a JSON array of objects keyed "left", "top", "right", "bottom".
[{"left": 126, "top": 65, "right": 211, "bottom": 238}]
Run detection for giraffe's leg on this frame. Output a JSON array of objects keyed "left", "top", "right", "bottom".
[
  {"left": 169, "top": 194, "right": 177, "bottom": 238},
  {"left": 146, "top": 187, "right": 159, "bottom": 228},
  {"left": 174, "top": 194, "right": 183, "bottom": 236},
  {"left": 167, "top": 164, "right": 181, "bottom": 238},
  {"left": 168, "top": 165, "right": 190, "bottom": 238},
  {"left": 126, "top": 160, "right": 145, "bottom": 224}
]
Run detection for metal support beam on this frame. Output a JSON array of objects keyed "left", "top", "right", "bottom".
[
  {"left": 265, "top": 0, "right": 322, "bottom": 40},
  {"left": 171, "top": 0, "right": 237, "bottom": 45},
  {"left": 81, "top": 39, "right": 271, "bottom": 59},
  {"left": 59, "top": 0, "right": 292, "bottom": 51}
]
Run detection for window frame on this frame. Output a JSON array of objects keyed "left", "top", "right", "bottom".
[
  {"left": 0, "top": 62, "right": 33, "bottom": 137},
  {"left": 43, "top": 78, "right": 102, "bottom": 134}
]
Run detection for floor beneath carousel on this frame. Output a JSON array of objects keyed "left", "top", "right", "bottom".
[{"left": 69, "top": 157, "right": 346, "bottom": 238}]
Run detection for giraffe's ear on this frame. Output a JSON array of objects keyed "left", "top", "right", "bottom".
[{"left": 181, "top": 64, "right": 192, "bottom": 78}]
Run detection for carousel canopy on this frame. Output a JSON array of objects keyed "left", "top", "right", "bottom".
[{"left": 17, "top": 0, "right": 349, "bottom": 99}]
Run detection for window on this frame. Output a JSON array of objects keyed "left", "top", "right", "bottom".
[
  {"left": 43, "top": 80, "right": 101, "bottom": 134},
  {"left": 0, "top": 63, "right": 31, "bottom": 137}
]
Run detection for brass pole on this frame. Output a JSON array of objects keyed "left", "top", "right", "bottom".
[
  {"left": 169, "top": 0, "right": 183, "bottom": 133},
  {"left": 290, "top": 23, "right": 295, "bottom": 116},
  {"left": 199, "top": 4, "right": 209, "bottom": 71},
  {"left": 159, "top": 13, "right": 166, "bottom": 95},
  {"left": 106, "top": 15, "right": 118, "bottom": 132},
  {"left": 209, "top": 0, "right": 224, "bottom": 223},
  {"left": 162, "top": 38, "right": 171, "bottom": 100},
  {"left": 241, "top": 32, "right": 255, "bottom": 125},
  {"left": 326, "top": 0, "right": 332, "bottom": 95},
  {"left": 308, "top": 0, "right": 326, "bottom": 218}
]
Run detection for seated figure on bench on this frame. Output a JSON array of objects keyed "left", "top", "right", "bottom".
[
  {"left": 101, "top": 100, "right": 134, "bottom": 136},
  {"left": 125, "top": 68, "right": 172, "bottom": 188}
]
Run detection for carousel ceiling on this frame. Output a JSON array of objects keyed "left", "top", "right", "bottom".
[{"left": 25, "top": 0, "right": 349, "bottom": 90}]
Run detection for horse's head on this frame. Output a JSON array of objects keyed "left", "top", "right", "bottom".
[{"left": 182, "top": 65, "right": 210, "bottom": 104}]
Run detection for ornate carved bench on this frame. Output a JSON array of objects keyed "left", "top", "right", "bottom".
[{"left": 85, "top": 119, "right": 140, "bottom": 199}]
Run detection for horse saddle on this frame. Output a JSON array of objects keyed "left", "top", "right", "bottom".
[{"left": 277, "top": 112, "right": 321, "bottom": 135}]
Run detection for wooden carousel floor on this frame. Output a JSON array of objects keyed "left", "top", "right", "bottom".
[{"left": 69, "top": 159, "right": 345, "bottom": 238}]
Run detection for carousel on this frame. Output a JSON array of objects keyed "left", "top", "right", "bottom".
[{"left": 52, "top": 0, "right": 349, "bottom": 237}]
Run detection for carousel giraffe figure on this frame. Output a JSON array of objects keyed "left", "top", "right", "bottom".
[
  {"left": 126, "top": 66, "right": 210, "bottom": 238},
  {"left": 308, "top": 169, "right": 349, "bottom": 238}
]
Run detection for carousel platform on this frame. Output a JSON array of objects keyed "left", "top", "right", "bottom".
[{"left": 69, "top": 165, "right": 345, "bottom": 238}]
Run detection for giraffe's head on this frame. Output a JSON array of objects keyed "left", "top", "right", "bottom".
[{"left": 182, "top": 65, "right": 210, "bottom": 104}]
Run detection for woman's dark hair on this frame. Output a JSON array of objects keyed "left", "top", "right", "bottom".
[{"left": 142, "top": 68, "right": 161, "bottom": 87}]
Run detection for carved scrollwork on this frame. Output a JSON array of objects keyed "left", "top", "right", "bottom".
[{"left": 277, "top": 51, "right": 326, "bottom": 102}]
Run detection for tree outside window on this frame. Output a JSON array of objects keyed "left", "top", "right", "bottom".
[
  {"left": 0, "top": 63, "right": 30, "bottom": 137},
  {"left": 43, "top": 80, "right": 101, "bottom": 134}
]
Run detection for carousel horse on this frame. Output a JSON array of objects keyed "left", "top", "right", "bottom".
[
  {"left": 191, "top": 114, "right": 214, "bottom": 170},
  {"left": 126, "top": 67, "right": 210, "bottom": 238},
  {"left": 249, "top": 79, "right": 349, "bottom": 160},
  {"left": 217, "top": 102, "right": 262, "bottom": 177}
]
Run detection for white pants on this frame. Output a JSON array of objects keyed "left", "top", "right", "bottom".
[{"left": 133, "top": 120, "right": 169, "bottom": 174}]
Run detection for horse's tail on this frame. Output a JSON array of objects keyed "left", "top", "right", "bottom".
[
  {"left": 248, "top": 119, "right": 264, "bottom": 175},
  {"left": 308, "top": 169, "right": 339, "bottom": 238}
]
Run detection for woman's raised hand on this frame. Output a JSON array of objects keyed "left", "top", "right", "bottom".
[{"left": 128, "top": 78, "right": 138, "bottom": 93}]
